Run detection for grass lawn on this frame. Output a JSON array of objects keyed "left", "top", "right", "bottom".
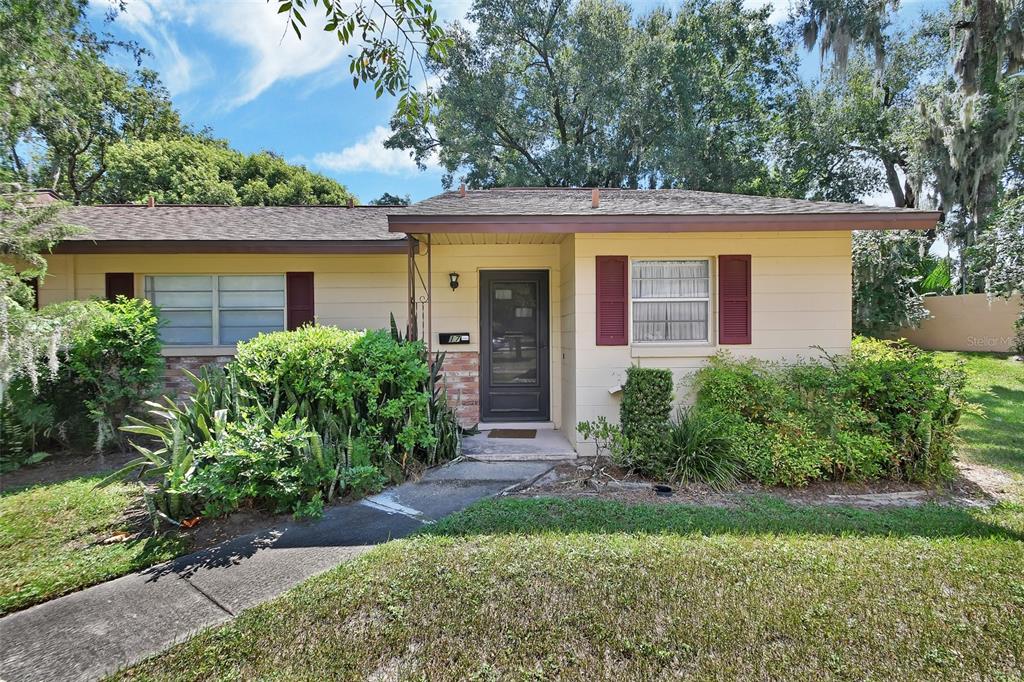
[
  {"left": 114, "top": 353, "right": 1024, "bottom": 681},
  {"left": 937, "top": 352, "right": 1024, "bottom": 486},
  {"left": 113, "top": 499, "right": 1024, "bottom": 681},
  {"left": 0, "top": 475, "right": 189, "bottom": 615}
]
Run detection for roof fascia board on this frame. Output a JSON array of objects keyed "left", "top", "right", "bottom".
[{"left": 52, "top": 239, "right": 410, "bottom": 254}]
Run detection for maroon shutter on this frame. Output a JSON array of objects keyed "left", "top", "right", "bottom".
[
  {"left": 718, "top": 255, "right": 751, "bottom": 344},
  {"left": 286, "top": 272, "right": 315, "bottom": 330},
  {"left": 105, "top": 273, "right": 134, "bottom": 301},
  {"left": 596, "top": 256, "right": 628, "bottom": 346}
]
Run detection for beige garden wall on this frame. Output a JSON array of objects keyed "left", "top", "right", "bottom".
[
  {"left": 569, "top": 230, "right": 854, "bottom": 454},
  {"left": 897, "top": 293, "right": 1022, "bottom": 353}
]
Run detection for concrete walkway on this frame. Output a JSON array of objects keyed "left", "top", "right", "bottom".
[{"left": 0, "top": 460, "right": 555, "bottom": 682}]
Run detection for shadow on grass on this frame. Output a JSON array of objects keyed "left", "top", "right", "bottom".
[{"left": 418, "top": 496, "right": 1024, "bottom": 542}]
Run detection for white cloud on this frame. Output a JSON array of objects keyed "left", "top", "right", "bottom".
[
  {"left": 95, "top": 0, "right": 205, "bottom": 95},
  {"left": 203, "top": 1, "right": 348, "bottom": 108},
  {"left": 110, "top": 0, "right": 346, "bottom": 107},
  {"left": 314, "top": 126, "right": 439, "bottom": 175}
]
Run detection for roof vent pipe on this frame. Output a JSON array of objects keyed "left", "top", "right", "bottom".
[
  {"left": 459, "top": 183, "right": 466, "bottom": 197},
  {"left": 591, "top": 188, "right": 600, "bottom": 209},
  {"left": 147, "top": 195, "right": 155, "bottom": 208}
]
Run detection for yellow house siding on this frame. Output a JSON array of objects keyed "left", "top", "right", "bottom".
[
  {"left": 37, "top": 253, "right": 411, "bottom": 333},
  {"left": 559, "top": 236, "right": 577, "bottom": 439},
  {"left": 570, "top": 231, "right": 852, "bottom": 453},
  {"left": 38, "top": 244, "right": 567, "bottom": 430},
  {"left": 36, "top": 229, "right": 854, "bottom": 452}
]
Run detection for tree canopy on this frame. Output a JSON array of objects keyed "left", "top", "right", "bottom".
[
  {"left": 95, "top": 138, "right": 355, "bottom": 206},
  {"left": 368, "top": 192, "right": 412, "bottom": 205},
  {"left": 1, "top": 0, "right": 355, "bottom": 206},
  {"left": 387, "top": 0, "right": 795, "bottom": 192}
]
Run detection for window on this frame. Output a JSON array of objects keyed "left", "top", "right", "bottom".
[
  {"left": 145, "top": 275, "right": 286, "bottom": 345},
  {"left": 631, "top": 259, "right": 710, "bottom": 343}
]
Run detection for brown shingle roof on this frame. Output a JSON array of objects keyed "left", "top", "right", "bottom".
[
  {"left": 51, "top": 188, "right": 939, "bottom": 251},
  {"left": 59, "top": 204, "right": 407, "bottom": 242},
  {"left": 399, "top": 188, "right": 937, "bottom": 217},
  {"left": 389, "top": 188, "right": 940, "bottom": 233}
]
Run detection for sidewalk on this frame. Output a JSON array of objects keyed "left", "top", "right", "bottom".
[{"left": 0, "top": 460, "right": 555, "bottom": 682}]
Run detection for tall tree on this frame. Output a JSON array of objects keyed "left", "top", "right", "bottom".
[
  {"left": 1, "top": 0, "right": 186, "bottom": 203},
  {"left": 0, "top": 192, "right": 90, "bottom": 397},
  {"left": 34, "top": 63, "right": 183, "bottom": 203},
  {"left": 387, "top": 0, "right": 793, "bottom": 191},
  {"left": 799, "top": 0, "right": 1024, "bottom": 288},
  {"left": 368, "top": 192, "right": 412, "bottom": 205}
]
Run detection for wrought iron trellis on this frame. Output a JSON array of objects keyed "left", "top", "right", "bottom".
[{"left": 406, "top": 233, "right": 432, "bottom": 357}]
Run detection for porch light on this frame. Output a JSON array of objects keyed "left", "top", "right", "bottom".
[{"left": 449, "top": 272, "right": 460, "bottom": 291}]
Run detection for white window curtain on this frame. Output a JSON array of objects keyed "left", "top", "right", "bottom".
[
  {"left": 145, "top": 275, "right": 286, "bottom": 345},
  {"left": 631, "top": 260, "right": 710, "bottom": 342}
]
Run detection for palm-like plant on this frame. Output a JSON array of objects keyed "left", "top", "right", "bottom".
[{"left": 96, "top": 368, "right": 235, "bottom": 521}]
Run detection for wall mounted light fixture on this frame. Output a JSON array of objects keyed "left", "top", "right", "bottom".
[{"left": 449, "top": 272, "right": 460, "bottom": 291}]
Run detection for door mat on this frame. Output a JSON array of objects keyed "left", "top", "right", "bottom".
[{"left": 487, "top": 429, "right": 537, "bottom": 439}]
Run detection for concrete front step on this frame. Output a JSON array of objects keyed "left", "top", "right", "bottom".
[
  {"left": 468, "top": 452, "right": 574, "bottom": 462},
  {"left": 461, "top": 428, "right": 577, "bottom": 461}
]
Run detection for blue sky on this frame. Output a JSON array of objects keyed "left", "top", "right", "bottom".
[{"left": 89, "top": 0, "right": 943, "bottom": 204}]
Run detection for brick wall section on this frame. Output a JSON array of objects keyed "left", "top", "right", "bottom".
[
  {"left": 163, "top": 352, "right": 482, "bottom": 425},
  {"left": 438, "top": 350, "right": 480, "bottom": 427},
  {"left": 163, "top": 355, "right": 233, "bottom": 397}
]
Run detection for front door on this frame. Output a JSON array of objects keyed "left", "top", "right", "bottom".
[{"left": 480, "top": 270, "right": 550, "bottom": 422}]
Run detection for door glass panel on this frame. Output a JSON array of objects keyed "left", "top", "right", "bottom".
[{"left": 490, "top": 281, "right": 538, "bottom": 385}]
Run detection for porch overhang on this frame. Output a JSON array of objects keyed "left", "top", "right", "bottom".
[{"left": 388, "top": 211, "right": 942, "bottom": 234}]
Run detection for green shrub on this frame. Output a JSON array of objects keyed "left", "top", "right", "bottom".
[
  {"left": 720, "top": 416, "right": 828, "bottom": 487},
  {"left": 661, "top": 407, "right": 743, "bottom": 488},
  {"left": 345, "top": 330, "right": 435, "bottom": 480},
  {"left": 0, "top": 383, "right": 56, "bottom": 472},
  {"left": 839, "top": 337, "right": 964, "bottom": 480},
  {"left": 618, "top": 366, "right": 673, "bottom": 471},
  {"left": 339, "top": 465, "right": 387, "bottom": 499},
  {"left": 1, "top": 297, "right": 163, "bottom": 465},
  {"left": 112, "top": 324, "right": 461, "bottom": 523},
  {"left": 184, "top": 410, "right": 331, "bottom": 518},
  {"left": 232, "top": 325, "right": 362, "bottom": 410},
  {"left": 67, "top": 297, "right": 165, "bottom": 451},
  {"left": 693, "top": 340, "right": 964, "bottom": 486}
]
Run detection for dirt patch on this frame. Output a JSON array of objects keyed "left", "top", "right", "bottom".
[
  {"left": 180, "top": 508, "right": 294, "bottom": 551},
  {"left": 955, "top": 461, "right": 1019, "bottom": 501},
  {"left": 507, "top": 458, "right": 999, "bottom": 509},
  {"left": 1, "top": 450, "right": 140, "bottom": 492}
]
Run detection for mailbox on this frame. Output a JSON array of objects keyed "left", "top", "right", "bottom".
[{"left": 439, "top": 332, "right": 471, "bottom": 345}]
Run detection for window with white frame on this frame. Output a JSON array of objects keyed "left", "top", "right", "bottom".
[
  {"left": 144, "top": 275, "right": 286, "bottom": 345},
  {"left": 631, "top": 259, "right": 711, "bottom": 343}
]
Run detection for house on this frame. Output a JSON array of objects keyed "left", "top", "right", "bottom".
[{"left": 37, "top": 188, "right": 939, "bottom": 454}]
